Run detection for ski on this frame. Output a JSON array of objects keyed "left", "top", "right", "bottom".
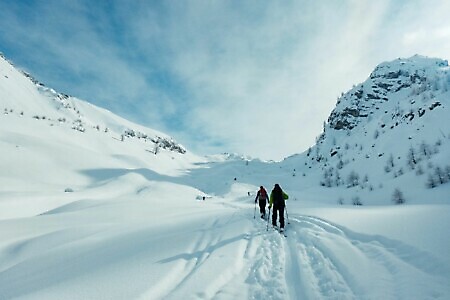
[{"left": 271, "top": 226, "right": 287, "bottom": 237}]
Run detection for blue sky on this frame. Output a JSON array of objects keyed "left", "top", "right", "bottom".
[{"left": 1, "top": 0, "right": 449, "bottom": 160}]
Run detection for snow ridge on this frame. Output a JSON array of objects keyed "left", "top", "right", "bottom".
[{"left": 0, "top": 55, "right": 186, "bottom": 154}]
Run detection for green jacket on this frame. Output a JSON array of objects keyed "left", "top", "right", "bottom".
[{"left": 269, "top": 190, "right": 289, "bottom": 207}]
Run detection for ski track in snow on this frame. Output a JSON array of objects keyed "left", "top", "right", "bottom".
[
  {"left": 140, "top": 202, "right": 450, "bottom": 300},
  {"left": 1, "top": 197, "right": 449, "bottom": 300},
  {"left": 246, "top": 213, "right": 450, "bottom": 300},
  {"left": 140, "top": 209, "right": 253, "bottom": 300}
]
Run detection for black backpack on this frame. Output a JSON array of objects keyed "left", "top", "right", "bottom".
[{"left": 272, "top": 188, "right": 284, "bottom": 207}]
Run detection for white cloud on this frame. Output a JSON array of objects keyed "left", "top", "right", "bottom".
[{"left": 142, "top": 1, "right": 395, "bottom": 160}]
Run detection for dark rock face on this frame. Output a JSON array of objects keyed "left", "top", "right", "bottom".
[
  {"left": 327, "top": 56, "right": 448, "bottom": 131},
  {"left": 328, "top": 108, "right": 361, "bottom": 130}
]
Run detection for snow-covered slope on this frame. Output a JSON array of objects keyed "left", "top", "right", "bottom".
[
  {"left": 0, "top": 53, "right": 186, "bottom": 154},
  {"left": 1, "top": 53, "right": 449, "bottom": 299},
  {"left": 282, "top": 55, "right": 450, "bottom": 205},
  {"left": 0, "top": 53, "right": 201, "bottom": 219}
]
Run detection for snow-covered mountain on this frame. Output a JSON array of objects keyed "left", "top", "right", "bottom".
[
  {"left": 1, "top": 53, "right": 449, "bottom": 300},
  {"left": 1, "top": 52, "right": 186, "bottom": 152},
  {"left": 1, "top": 53, "right": 196, "bottom": 201},
  {"left": 282, "top": 55, "right": 450, "bottom": 205}
]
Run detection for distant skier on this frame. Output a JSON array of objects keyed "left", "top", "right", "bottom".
[
  {"left": 255, "top": 186, "right": 268, "bottom": 219},
  {"left": 268, "top": 184, "right": 289, "bottom": 231}
]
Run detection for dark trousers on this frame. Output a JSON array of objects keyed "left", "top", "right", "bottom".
[
  {"left": 259, "top": 200, "right": 266, "bottom": 216},
  {"left": 272, "top": 205, "right": 285, "bottom": 228}
]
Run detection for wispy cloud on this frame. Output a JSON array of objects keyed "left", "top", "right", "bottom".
[{"left": 1, "top": 0, "right": 449, "bottom": 160}]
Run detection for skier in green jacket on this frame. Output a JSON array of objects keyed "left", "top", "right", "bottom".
[{"left": 268, "top": 184, "right": 289, "bottom": 231}]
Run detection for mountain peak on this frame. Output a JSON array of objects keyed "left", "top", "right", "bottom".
[
  {"left": 327, "top": 55, "right": 449, "bottom": 131},
  {"left": 285, "top": 54, "right": 450, "bottom": 205},
  {"left": 370, "top": 55, "right": 448, "bottom": 81}
]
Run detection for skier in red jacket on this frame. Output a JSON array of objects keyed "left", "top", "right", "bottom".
[{"left": 255, "top": 186, "right": 268, "bottom": 219}]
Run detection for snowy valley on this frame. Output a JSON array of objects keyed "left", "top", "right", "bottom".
[{"left": 0, "top": 53, "right": 449, "bottom": 299}]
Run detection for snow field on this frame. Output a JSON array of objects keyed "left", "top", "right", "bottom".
[{"left": 1, "top": 171, "right": 450, "bottom": 299}]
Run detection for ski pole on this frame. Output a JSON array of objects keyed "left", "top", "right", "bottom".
[
  {"left": 254, "top": 201, "right": 256, "bottom": 219},
  {"left": 266, "top": 208, "right": 271, "bottom": 231},
  {"left": 285, "top": 206, "right": 290, "bottom": 224}
]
